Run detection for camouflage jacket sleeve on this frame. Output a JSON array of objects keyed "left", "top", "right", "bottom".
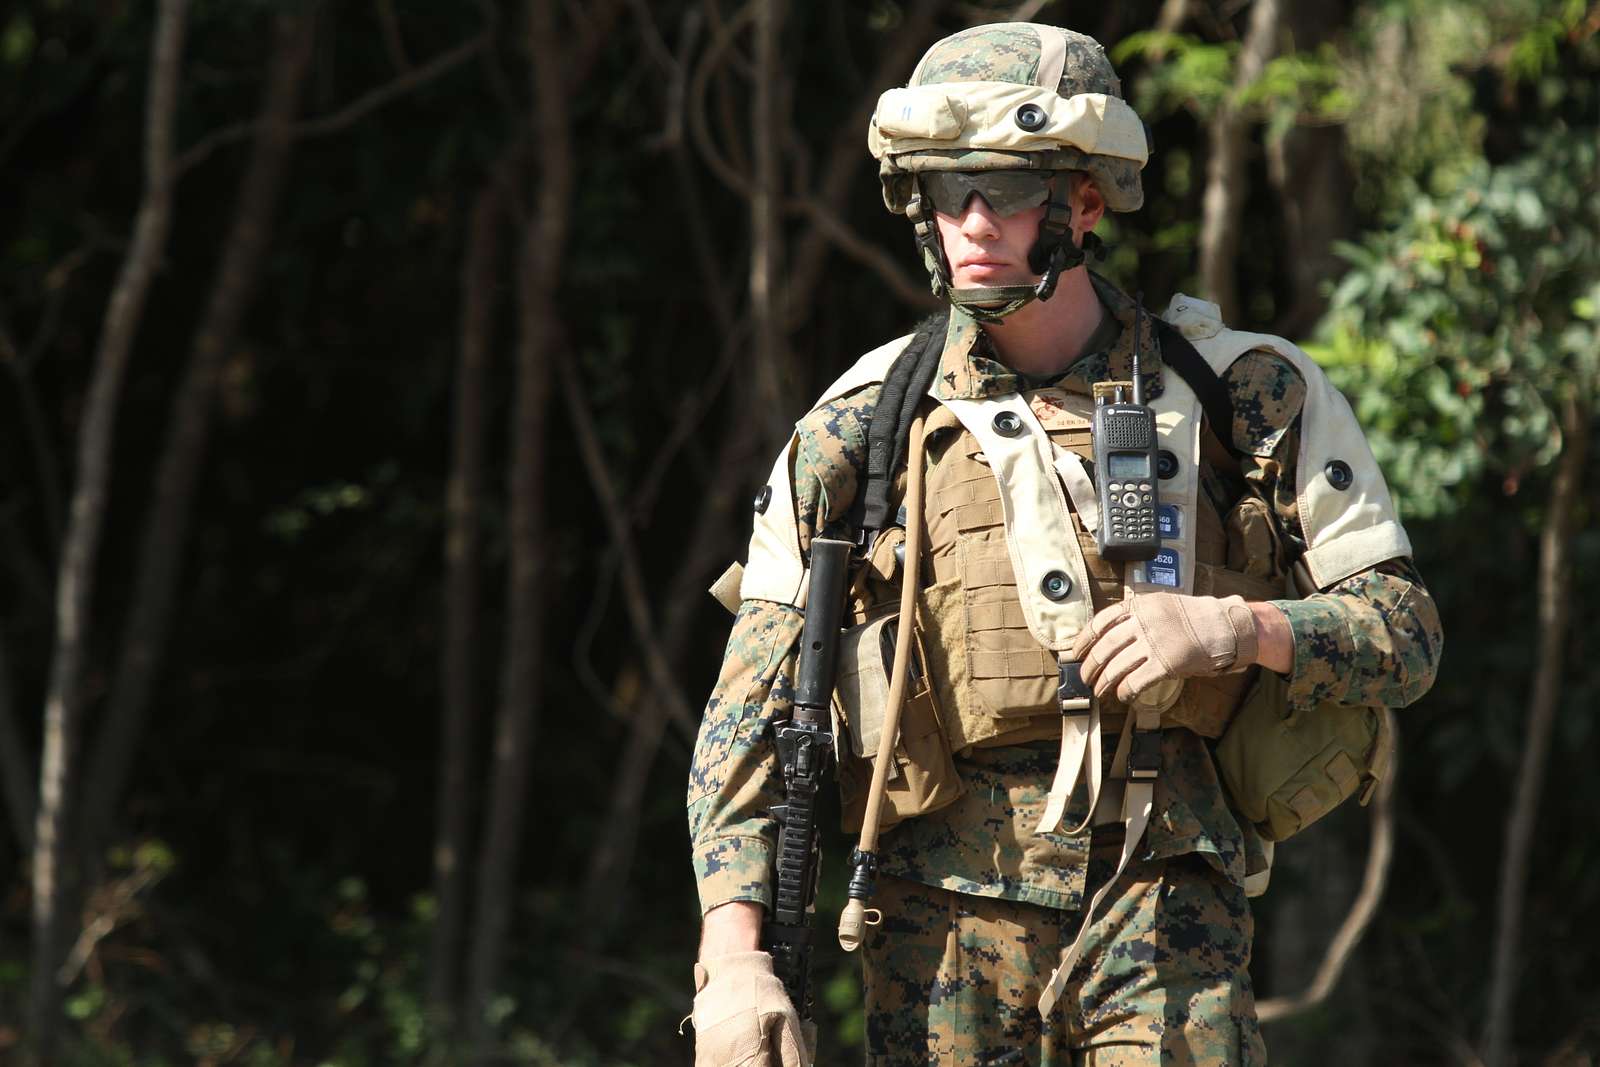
[
  {"left": 1221, "top": 350, "right": 1443, "bottom": 712},
  {"left": 685, "top": 385, "right": 878, "bottom": 915}
]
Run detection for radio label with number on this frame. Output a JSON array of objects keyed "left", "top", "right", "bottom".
[
  {"left": 1157, "top": 504, "right": 1181, "bottom": 539},
  {"left": 1143, "top": 548, "right": 1181, "bottom": 587}
]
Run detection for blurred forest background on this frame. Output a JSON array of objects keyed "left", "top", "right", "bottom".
[{"left": 0, "top": 0, "right": 1596, "bottom": 1063}]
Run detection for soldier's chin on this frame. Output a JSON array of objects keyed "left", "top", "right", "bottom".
[
  {"left": 952, "top": 282, "right": 1035, "bottom": 308},
  {"left": 954, "top": 267, "right": 1037, "bottom": 291}
]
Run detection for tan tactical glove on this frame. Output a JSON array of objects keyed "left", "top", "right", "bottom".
[
  {"left": 690, "top": 951, "right": 810, "bottom": 1067},
  {"left": 1071, "top": 593, "right": 1260, "bottom": 705}
]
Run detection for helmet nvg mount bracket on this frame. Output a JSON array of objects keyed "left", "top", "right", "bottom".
[{"left": 868, "top": 23, "right": 1149, "bottom": 322}]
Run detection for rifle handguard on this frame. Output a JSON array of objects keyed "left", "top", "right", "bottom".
[{"left": 763, "top": 537, "right": 851, "bottom": 1017}]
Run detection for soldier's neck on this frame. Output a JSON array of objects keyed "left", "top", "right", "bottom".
[{"left": 979, "top": 266, "right": 1103, "bottom": 380}]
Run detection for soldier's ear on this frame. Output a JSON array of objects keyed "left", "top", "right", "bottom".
[{"left": 1070, "top": 174, "right": 1106, "bottom": 235}]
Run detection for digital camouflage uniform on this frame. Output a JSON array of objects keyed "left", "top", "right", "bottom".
[
  {"left": 688, "top": 281, "right": 1442, "bottom": 1064},
  {"left": 689, "top": 21, "right": 1443, "bottom": 1067}
]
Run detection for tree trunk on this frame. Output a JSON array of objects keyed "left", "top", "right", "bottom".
[
  {"left": 1264, "top": 123, "right": 1353, "bottom": 338},
  {"left": 79, "top": 4, "right": 318, "bottom": 869},
  {"left": 1482, "top": 392, "right": 1590, "bottom": 1067},
  {"left": 28, "top": 0, "right": 190, "bottom": 1055},
  {"left": 428, "top": 173, "right": 506, "bottom": 1021},
  {"left": 1197, "top": 0, "right": 1281, "bottom": 325},
  {"left": 1264, "top": 0, "right": 1355, "bottom": 339},
  {"left": 463, "top": 0, "right": 569, "bottom": 1056},
  {"left": 748, "top": 0, "right": 790, "bottom": 457}
]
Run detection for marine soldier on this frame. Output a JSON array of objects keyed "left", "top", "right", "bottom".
[{"left": 687, "top": 22, "right": 1442, "bottom": 1066}]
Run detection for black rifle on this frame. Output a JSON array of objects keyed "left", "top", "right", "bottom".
[{"left": 763, "top": 536, "right": 851, "bottom": 1019}]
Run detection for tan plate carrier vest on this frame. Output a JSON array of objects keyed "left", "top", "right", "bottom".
[
  {"left": 717, "top": 294, "right": 1415, "bottom": 1020},
  {"left": 915, "top": 387, "right": 1283, "bottom": 757},
  {"left": 825, "top": 355, "right": 1289, "bottom": 1016}
]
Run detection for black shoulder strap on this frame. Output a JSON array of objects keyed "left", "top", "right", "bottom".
[
  {"left": 851, "top": 310, "right": 948, "bottom": 543},
  {"left": 1153, "top": 318, "right": 1240, "bottom": 458}
]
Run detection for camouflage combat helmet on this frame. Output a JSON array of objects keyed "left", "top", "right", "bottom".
[{"left": 868, "top": 23, "right": 1149, "bottom": 321}]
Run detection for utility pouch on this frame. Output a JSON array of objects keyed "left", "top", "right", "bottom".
[
  {"left": 834, "top": 613, "right": 963, "bottom": 833},
  {"left": 1210, "top": 482, "right": 1394, "bottom": 842},
  {"left": 1214, "top": 667, "right": 1393, "bottom": 842}
]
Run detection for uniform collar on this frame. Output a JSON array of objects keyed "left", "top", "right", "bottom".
[{"left": 932, "top": 272, "right": 1164, "bottom": 402}]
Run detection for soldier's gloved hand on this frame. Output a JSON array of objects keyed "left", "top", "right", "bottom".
[
  {"left": 690, "top": 951, "right": 810, "bottom": 1067},
  {"left": 1071, "top": 593, "right": 1260, "bottom": 705}
]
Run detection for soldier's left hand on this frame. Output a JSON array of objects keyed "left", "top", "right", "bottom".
[{"left": 1071, "top": 592, "right": 1260, "bottom": 704}]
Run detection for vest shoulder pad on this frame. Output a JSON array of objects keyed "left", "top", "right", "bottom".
[
  {"left": 737, "top": 333, "right": 917, "bottom": 607},
  {"left": 1161, "top": 294, "right": 1412, "bottom": 590}
]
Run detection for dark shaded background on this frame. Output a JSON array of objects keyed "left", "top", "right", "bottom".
[{"left": 0, "top": 1, "right": 1597, "bottom": 1063}]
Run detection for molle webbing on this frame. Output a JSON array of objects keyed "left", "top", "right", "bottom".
[{"left": 855, "top": 311, "right": 949, "bottom": 539}]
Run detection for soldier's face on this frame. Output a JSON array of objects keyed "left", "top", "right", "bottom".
[
  {"left": 934, "top": 190, "right": 1045, "bottom": 289},
  {"left": 932, "top": 173, "right": 1103, "bottom": 289}
]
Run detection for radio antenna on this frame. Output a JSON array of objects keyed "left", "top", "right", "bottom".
[{"left": 1131, "top": 294, "right": 1146, "bottom": 407}]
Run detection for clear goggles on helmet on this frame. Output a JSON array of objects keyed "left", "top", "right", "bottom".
[{"left": 918, "top": 169, "right": 1058, "bottom": 217}]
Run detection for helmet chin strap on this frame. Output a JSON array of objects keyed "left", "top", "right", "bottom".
[{"left": 907, "top": 177, "right": 1098, "bottom": 324}]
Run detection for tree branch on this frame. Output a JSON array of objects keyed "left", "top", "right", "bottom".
[
  {"left": 1257, "top": 711, "right": 1398, "bottom": 1023},
  {"left": 428, "top": 167, "right": 508, "bottom": 1018},
  {"left": 1482, "top": 391, "right": 1590, "bottom": 1067},
  {"left": 0, "top": 310, "right": 66, "bottom": 549},
  {"left": 626, "top": 0, "right": 679, "bottom": 75},
  {"left": 792, "top": 196, "right": 940, "bottom": 311},
  {"left": 1155, "top": 0, "right": 1192, "bottom": 36},
  {"left": 556, "top": 346, "right": 700, "bottom": 738},
  {"left": 687, "top": 0, "right": 758, "bottom": 197},
  {"left": 701, "top": 0, "right": 758, "bottom": 80},
  {"left": 173, "top": 32, "right": 488, "bottom": 177},
  {"left": 630, "top": 316, "right": 747, "bottom": 521},
  {"left": 748, "top": 0, "right": 790, "bottom": 453},
  {"left": 80, "top": 5, "right": 320, "bottom": 869},
  {"left": 374, "top": 0, "right": 412, "bottom": 72},
  {"left": 56, "top": 862, "right": 164, "bottom": 988},
  {"left": 669, "top": 138, "right": 738, "bottom": 333},
  {"left": 784, "top": 0, "right": 944, "bottom": 323},
  {"left": 564, "top": 0, "right": 626, "bottom": 87},
  {"left": 30, "top": 0, "right": 190, "bottom": 1051},
  {"left": 463, "top": 0, "right": 570, "bottom": 1054},
  {"left": 637, "top": 2, "right": 701, "bottom": 153},
  {"left": 560, "top": 358, "right": 766, "bottom": 1011},
  {"left": 570, "top": 558, "right": 646, "bottom": 729}
]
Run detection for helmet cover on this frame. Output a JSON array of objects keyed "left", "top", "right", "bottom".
[{"left": 870, "top": 23, "right": 1148, "bottom": 214}]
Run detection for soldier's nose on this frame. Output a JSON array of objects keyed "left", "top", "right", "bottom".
[{"left": 959, "top": 196, "right": 1002, "bottom": 238}]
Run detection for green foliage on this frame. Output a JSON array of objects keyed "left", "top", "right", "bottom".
[
  {"left": 1113, "top": 31, "right": 1345, "bottom": 139},
  {"left": 1333, "top": 2, "right": 1490, "bottom": 205},
  {"left": 1334, "top": 0, "right": 1598, "bottom": 209},
  {"left": 1113, "top": 31, "right": 1238, "bottom": 116},
  {"left": 1503, "top": 0, "right": 1593, "bottom": 82},
  {"left": 1310, "top": 124, "right": 1600, "bottom": 518},
  {"left": 1113, "top": 0, "right": 1597, "bottom": 217},
  {"left": 1244, "top": 48, "right": 1350, "bottom": 138}
]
